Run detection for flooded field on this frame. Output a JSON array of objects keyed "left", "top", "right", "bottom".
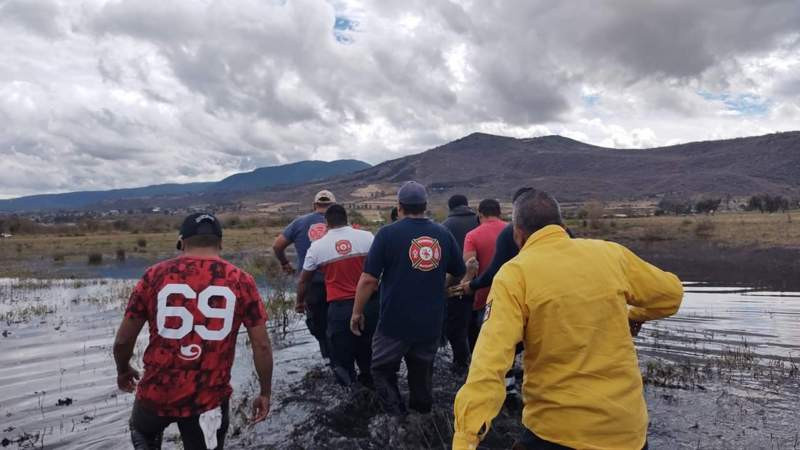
[
  {"left": 0, "top": 278, "right": 320, "bottom": 449},
  {"left": 0, "top": 278, "right": 798, "bottom": 449}
]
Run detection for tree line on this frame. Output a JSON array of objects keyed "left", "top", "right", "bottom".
[{"left": 657, "top": 194, "right": 794, "bottom": 215}]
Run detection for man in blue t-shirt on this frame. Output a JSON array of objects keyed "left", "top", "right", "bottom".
[
  {"left": 272, "top": 190, "right": 336, "bottom": 359},
  {"left": 351, "top": 181, "right": 466, "bottom": 415}
]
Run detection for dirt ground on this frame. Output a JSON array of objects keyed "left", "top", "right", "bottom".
[{"left": 230, "top": 337, "right": 799, "bottom": 449}]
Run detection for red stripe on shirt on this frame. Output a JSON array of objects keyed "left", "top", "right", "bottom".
[{"left": 320, "top": 254, "right": 367, "bottom": 301}]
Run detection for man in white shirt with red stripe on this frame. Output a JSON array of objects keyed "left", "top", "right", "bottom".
[{"left": 297, "top": 204, "right": 376, "bottom": 387}]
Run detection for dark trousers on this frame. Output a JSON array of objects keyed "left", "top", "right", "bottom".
[
  {"left": 306, "top": 282, "right": 330, "bottom": 359},
  {"left": 512, "top": 428, "right": 648, "bottom": 450},
  {"left": 468, "top": 306, "right": 485, "bottom": 351},
  {"left": 327, "top": 299, "right": 377, "bottom": 386},
  {"left": 371, "top": 330, "right": 439, "bottom": 414},
  {"left": 445, "top": 295, "right": 473, "bottom": 371},
  {"left": 130, "top": 399, "right": 229, "bottom": 450}
]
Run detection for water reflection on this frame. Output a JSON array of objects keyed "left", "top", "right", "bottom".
[{"left": 637, "top": 284, "right": 800, "bottom": 361}]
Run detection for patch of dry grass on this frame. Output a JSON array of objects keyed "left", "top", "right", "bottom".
[
  {"left": 572, "top": 211, "right": 800, "bottom": 248},
  {"left": 0, "top": 227, "right": 283, "bottom": 277}
]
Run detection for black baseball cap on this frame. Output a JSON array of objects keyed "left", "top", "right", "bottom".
[{"left": 176, "top": 212, "right": 223, "bottom": 250}]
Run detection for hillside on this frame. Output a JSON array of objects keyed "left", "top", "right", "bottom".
[
  {"left": 0, "top": 160, "right": 371, "bottom": 212},
  {"left": 4, "top": 132, "right": 798, "bottom": 213},
  {"left": 277, "top": 131, "right": 800, "bottom": 204}
]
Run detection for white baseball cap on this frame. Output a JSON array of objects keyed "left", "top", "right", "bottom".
[{"left": 314, "top": 190, "right": 336, "bottom": 204}]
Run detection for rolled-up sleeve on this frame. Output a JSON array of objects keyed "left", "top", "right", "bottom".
[{"left": 453, "top": 265, "right": 525, "bottom": 449}]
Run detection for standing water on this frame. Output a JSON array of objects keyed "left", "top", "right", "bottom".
[{"left": 0, "top": 280, "right": 798, "bottom": 449}]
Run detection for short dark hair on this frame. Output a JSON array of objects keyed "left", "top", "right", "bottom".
[
  {"left": 400, "top": 202, "right": 426, "bottom": 215},
  {"left": 182, "top": 234, "right": 221, "bottom": 250},
  {"left": 325, "top": 204, "right": 348, "bottom": 227},
  {"left": 390, "top": 207, "right": 398, "bottom": 222},
  {"left": 448, "top": 194, "right": 468, "bottom": 210},
  {"left": 478, "top": 199, "right": 501, "bottom": 217},
  {"left": 512, "top": 187, "right": 534, "bottom": 202},
  {"left": 512, "top": 190, "right": 563, "bottom": 235}
]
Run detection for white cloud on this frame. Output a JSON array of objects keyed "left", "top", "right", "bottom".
[{"left": 0, "top": 0, "right": 798, "bottom": 197}]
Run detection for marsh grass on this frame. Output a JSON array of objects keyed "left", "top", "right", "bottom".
[
  {"left": 0, "top": 278, "right": 134, "bottom": 323},
  {"left": 262, "top": 259, "right": 296, "bottom": 342},
  {"left": 1, "top": 303, "right": 55, "bottom": 323},
  {"left": 87, "top": 252, "right": 103, "bottom": 265},
  {"left": 642, "top": 337, "right": 797, "bottom": 391},
  {"left": 581, "top": 212, "right": 800, "bottom": 248},
  {"left": 640, "top": 225, "right": 671, "bottom": 242},
  {"left": 694, "top": 219, "right": 716, "bottom": 239},
  {"left": 0, "top": 227, "right": 281, "bottom": 278},
  {"left": 240, "top": 254, "right": 297, "bottom": 343}
]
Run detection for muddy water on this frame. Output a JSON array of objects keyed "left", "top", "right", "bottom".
[
  {"left": 0, "top": 278, "right": 320, "bottom": 450},
  {"left": 1, "top": 280, "right": 798, "bottom": 449}
]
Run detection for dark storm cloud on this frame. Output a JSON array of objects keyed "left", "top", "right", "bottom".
[
  {"left": 0, "top": 0, "right": 798, "bottom": 197},
  {"left": 0, "top": 0, "right": 63, "bottom": 38}
]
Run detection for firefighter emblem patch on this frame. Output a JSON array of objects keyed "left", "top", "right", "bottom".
[
  {"left": 308, "top": 223, "right": 328, "bottom": 241},
  {"left": 335, "top": 239, "right": 352, "bottom": 255},
  {"left": 408, "top": 236, "right": 442, "bottom": 272}
]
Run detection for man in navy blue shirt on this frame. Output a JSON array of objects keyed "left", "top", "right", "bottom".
[
  {"left": 351, "top": 181, "right": 466, "bottom": 415},
  {"left": 272, "top": 190, "right": 336, "bottom": 359}
]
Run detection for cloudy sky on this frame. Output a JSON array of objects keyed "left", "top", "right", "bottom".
[{"left": 1, "top": 0, "right": 799, "bottom": 198}]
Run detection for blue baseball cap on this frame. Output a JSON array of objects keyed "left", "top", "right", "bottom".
[{"left": 398, "top": 181, "right": 428, "bottom": 205}]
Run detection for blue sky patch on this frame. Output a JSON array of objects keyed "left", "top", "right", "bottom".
[
  {"left": 334, "top": 16, "right": 358, "bottom": 44},
  {"left": 698, "top": 91, "right": 771, "bottom": 116},
  {"left": 582, "top": 94, "right": 600, "bottom": 107}
]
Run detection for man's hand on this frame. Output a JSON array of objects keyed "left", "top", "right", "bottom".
[
  {"left": 251, "top": 394, "right": 270, "bottom": 423},
  {"left": 281, "top": 262, "right": 296, "bottom": 275},
  {"left": 449, "top": 280, "right": 473, "bottom": 297},
  {"left": 350, "top": 312, "right": 365, "bottom": 336},
  {"left": 447, "top": 283, "right": 464, "bottom": 298},
  {"left": 117, "top": 366, "right": 140, "bottom": 393},
  {"left": 113, "top": 316, "right": 145, "bottom": 394},
  {"left": 294, "top": 300, "right": 306, "bottom": 314}
]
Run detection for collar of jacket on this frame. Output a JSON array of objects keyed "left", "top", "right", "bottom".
[
  {"left": 521, "top": 224, "right": 569, "bottom": 251},
  {"left": 448, "top": 205, "right": 476, "bottom": 217}
]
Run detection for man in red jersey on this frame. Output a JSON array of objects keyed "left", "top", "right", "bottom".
[
  {"left": 462, "top": 198, "right": 507, "bottom": 350},
  {"left": 113, "top": 213, "right": 273, "bottom": 450}
]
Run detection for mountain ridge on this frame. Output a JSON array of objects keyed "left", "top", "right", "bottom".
[
  {"left": 0, "top": 159, "right": 371, "bottom": 212},
  {"left": 4, "top": 131, "right": 799, "bottom": 213},
  {"left": 269, "top": 130, "right": 800, "bottom": 204}
]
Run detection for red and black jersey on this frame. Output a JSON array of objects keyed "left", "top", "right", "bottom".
[{"left": 125, "top": 255, "right": 267, "bottom": 417}]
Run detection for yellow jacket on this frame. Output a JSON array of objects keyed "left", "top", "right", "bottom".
[{"left": 453, "top": 225, "right": 683, "bottom": 450}]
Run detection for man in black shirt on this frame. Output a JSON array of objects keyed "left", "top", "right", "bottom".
[{"left": 441, "top": 194, "right": 480, "bottom": 375}]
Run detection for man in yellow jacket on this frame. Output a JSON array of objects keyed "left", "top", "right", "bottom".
[{"left": 453, "top": 190, "right": 683, "bottom": 450}]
